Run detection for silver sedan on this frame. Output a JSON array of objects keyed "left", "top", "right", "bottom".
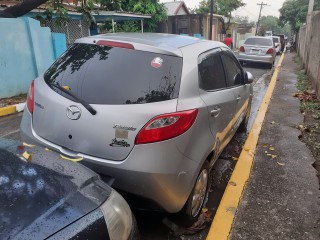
[{"left": 238, "top": 36, "right": 276, "bottom": 68}]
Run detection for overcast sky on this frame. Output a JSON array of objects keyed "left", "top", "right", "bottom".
[{"left": 160, "top": 0, "right": 287, "bottom": 21}]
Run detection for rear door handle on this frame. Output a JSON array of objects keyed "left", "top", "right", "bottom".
[
  {"left": 210, "top": 108, "right": 221, "bottom": 117},
  {"left": 236, "top": 96, "right": 242, "bottom": 102}
]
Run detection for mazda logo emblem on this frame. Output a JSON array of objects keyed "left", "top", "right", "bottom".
[{"left": 66, "top": 105, "right": 81, "bottom": 120}]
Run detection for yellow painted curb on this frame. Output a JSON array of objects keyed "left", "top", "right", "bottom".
[
  {"left": 206, "top": 54, "right": 285, "bottom": 240},
  {"left": 0, "top": 105, "right": 16, "bottom": 117}
]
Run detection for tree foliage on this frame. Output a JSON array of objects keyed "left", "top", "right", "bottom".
[
  {"left": 125, "top": 0, "right": 167, "bottom": 32},
  {"left": 0, "top": 0, "right": 167, "bottom": 32},
  {"left": 195, "top": 0, "right": 245, "bottom": 33},
  {"left": 232, "top": 15, "right": 255, "bottom": 25},
  {"left": 259, "top": 15, "right": 291, "bottom": 36},
  {"left": 279, "top": 0, "right": 308, "bottom": 33}
]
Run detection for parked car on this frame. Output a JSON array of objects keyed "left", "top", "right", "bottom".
[
  {"left": 271, "top": 36, "right": 282, "bottom": 55},
  {"left": 0, "top": 138, "right": 138, "bottom": 240},
  {"left": 238, "top": 36, "right": 276, "bottom": 68},
  {"left": 21, "top": 33, "right": 253, "bottom": 226}
]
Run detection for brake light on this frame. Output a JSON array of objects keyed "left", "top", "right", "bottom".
[
  {"left": 135, "top": 109, "right": 198, "bottom": 145},
  {"left": 240, "top": 46, "right": 245, "bottom": 52},
  {"left": 27, "top": 80, "right": 34, "bottom": 114},
  {"left": 97, "top": 40, "right": 134, "bottom": 49},
  {"left": 266, "top": 48, "right": 274, "bottom": 54}
]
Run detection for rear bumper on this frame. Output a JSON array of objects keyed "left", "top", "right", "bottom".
[
  {"left": 238, "top": 52, "right": 274, "bottom": 64},
  {"left": 20, "top": 110, "right": 200, "bottom": 213}
]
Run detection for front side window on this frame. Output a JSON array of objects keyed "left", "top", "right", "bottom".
[
  {"left": 44, "top": 43, "right": 183, "bottom": 105},
  {"left": 198, "top": 50, "right": 227, "bottom": 91},
  {"left": 221, "top": 53, "right": 243, "bottom": 87}
]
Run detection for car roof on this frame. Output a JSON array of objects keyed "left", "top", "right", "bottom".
[{"left": 76, "top": 33, "right": 225, "bottom": 57}]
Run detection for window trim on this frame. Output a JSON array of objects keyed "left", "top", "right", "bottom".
[{"left": 197, "top": 48, "right": 228, "bottom": 92}]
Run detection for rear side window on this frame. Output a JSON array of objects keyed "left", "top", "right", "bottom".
[
  {"left": 44, "top": 43, "right": 182, "bottom": 105},
  {"left": 244, "top": 38, "right": 273, "bottom": 46},
  {"left": 272, "top": 38, "right": 279, "bottom": 43},
  {"left": 198, "top": 50, "right": 226, "bottom": 91},
  {"left": 221, "top": 53, "right": 243, "bottom": 87}
]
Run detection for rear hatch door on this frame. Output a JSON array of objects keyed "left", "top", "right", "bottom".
[
  {"left": 244, "top": 38, "right": 273, "bottom": 55},
  {"left": 32, "top": 43, "right": 182, "bottom": 161}
]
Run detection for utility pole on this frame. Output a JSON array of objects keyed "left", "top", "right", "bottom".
[
  {"left": 209, "top": 0, "right": 214, "bottom": 40},
  {"left": 255, "top": 2, "right": 268, "bottom": 36}
]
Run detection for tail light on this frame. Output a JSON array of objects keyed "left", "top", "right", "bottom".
[
  {"left": 135, "top": 109, "right": 198, "bottom": 145},
  {"left": 27, "top": 80, "right": 34, "bottom": 114},
  {"left": 240, "top": 46, "right": 245, "bottom": 52},
  {"left": 266, "top": 48, "right": 274, "bottom": 54}
]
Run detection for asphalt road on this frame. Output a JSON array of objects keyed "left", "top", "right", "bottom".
[
  {"left": 0, "top": 112, "right": 23, "bottom": 140},
  {"left": 0, "top": 61, "right": 276, "bottom": 240}
]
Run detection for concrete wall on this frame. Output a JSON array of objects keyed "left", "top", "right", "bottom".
[
  {"left": 0, "top": 17, "right": 66, "bottom": 98},
  {"left": 298, "top": 25, "right": 307, "bottom": 63},
  {"left": 298, "top": 11, "right": 320, "bottom": 96},
  {"left": 307, "top": 11, "right": 320, "bottom": 95}
]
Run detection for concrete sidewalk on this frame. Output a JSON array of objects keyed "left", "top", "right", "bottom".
[{"left": 229, "top": 53, "right": 320, "bottom": 239}]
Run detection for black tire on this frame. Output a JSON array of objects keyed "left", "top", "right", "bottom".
[
  {"left": 178, "top": 161, "right": 210, "bottom": 227},
  {"left": 238, "top": 102, "right": 251, "bottom": 133}
]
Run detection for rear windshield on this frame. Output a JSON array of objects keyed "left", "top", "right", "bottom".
[
  {"left": 44, "top": 43, "right": 182, "bottom": 105},
  {"left": 244, "top": 38, "right": 273, "bottom": 46}
]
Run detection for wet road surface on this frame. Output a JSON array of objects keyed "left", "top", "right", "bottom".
[
  {"left": 0, "top": 112, "right": 22, "bottom": 140},
  {"left": 0, "top": 60, "right": 277, "bottom": 240}
]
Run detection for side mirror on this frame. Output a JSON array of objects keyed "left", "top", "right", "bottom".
[{"left": 245, "top": 71, "right": 254, "bottom": 84}]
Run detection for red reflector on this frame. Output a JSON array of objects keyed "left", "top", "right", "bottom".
[
  {"left": 135, "top": 109, "right": 198, "bottom": 145},
  {"left": 266, "top": 48, "right": 274, "bottom": 54},
  {"left": 96, "top": 40, "right": 134, "bottom": 49},
  {"left": 27, "top": 80, "right": 34, "bottom": 114},
  {"left": 240, "top": 46, "right": 245, "bottom": 52}
]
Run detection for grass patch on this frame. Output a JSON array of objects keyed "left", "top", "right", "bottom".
[
  {"left": 293, "top": 54, "right": 320, "bottom": 117},
  {"left": 296, "top": 72, "right": 310, "bottom": 92},
  {"left": 293, "top": 54, "right": 303, "bottom": 70}
]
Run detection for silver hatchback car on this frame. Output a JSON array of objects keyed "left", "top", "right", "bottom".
[
  {"left": 21, "top": 33, "right": 253, "bottom": 225},
  {"left": 238, "top": 36, "right": 276, "bottom": 68}
]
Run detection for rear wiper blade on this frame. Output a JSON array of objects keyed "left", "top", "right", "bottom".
[{"left": 49, "top": 83, "right": 97, "bottom": 115}]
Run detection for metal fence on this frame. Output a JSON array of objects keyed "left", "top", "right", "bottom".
[{"left": 43, "top": 19, "right": 90, "bottom": 46}]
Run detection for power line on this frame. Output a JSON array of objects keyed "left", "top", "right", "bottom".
[{"left": 256, "top": 2, "right": 269, "bottom": 35}]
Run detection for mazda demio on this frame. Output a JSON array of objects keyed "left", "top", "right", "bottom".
[{"left": 21, "top": 33, "right": 253, "bottom": 226}]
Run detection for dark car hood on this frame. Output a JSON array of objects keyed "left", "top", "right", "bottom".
[{"left": 0, "top": 138, "right": 112, "bottom": 240}]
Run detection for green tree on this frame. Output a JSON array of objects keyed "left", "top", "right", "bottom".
[
  {"left": 259, "top": 16, "right": 281, "bottom": 34},
  {"left": 233, "top": 15, "right": 255, "bottom": 25},
  {"left": 125, "top": 0, "right": 167, "bottom": 32},
  {"left": 195, "top": 0, "right": 210, "bottom": 14},
  {"left": 1, "top": 0, "right": 166, "bottom": 32},
  {"left": 279, "top": 0, "right": 308, "bottom": 33},
  {"left": 195, "top": 0, "right": 245, "bottom": 33},
  {"left": 259, "top": 15, "right": 291, "bottom": 36}
]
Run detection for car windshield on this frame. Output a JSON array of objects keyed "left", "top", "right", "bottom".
[
  {"left": 44, "top": 43, "right": 183, "bottom": 105},
  {"left": 244, "top": 38, "right": 273, "bottom": 46}
]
